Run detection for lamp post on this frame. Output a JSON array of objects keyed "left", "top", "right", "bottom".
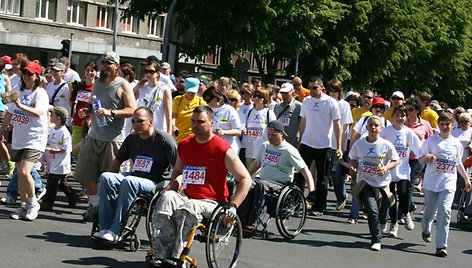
[
  {"left": 162, "top": 0, "right": 178, "bottom": 62},
  {"left": 112, "top": 0, "right": 119, "bottom": 52}
]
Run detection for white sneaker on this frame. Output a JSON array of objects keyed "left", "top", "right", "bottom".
[
  {"left": 336, "top": 194, "right": 348, "bottom": 210},
  {"left": 381, "top": 223, "right": 389, "bottom": 234},
  {"left": 388, "top": 223, "right": 398, "bottom": 237},
  {"left": 405, "top": 213, "right": 415, "bottom": 230},
  {"left": 36, "top": 189, "right": 47, "bottom": 201},
  {"left": 370, "top": 242, "right": 381, "bottom": 251},
  {"left": 93, "top": 229, "right": 108, "bottom": 239},
  {"left": 101, "top": 230, "right": 121, "bottom": 243},
  {"left": 24, "top": 201, "right": 40, "bottom": 221},
  {"left": 10, "top": 206, "right": 26, "bottom": 220},
  {"left": 1, "top": 195, "right": 17, "bottom": 205}
]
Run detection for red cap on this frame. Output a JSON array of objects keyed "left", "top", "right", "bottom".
[
  {"left": 23, "top": 61, "right": 42, "bottom": 75},
  {"left": 1, "top": 55, "right": 12, "bottom": 64},
  {"left": 371, "top": 97, "right": 386, "bottom": 106}
]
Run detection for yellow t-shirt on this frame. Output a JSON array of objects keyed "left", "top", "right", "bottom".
[
  {"left": 421, "top": 107, "right": 439, "bottom": 128},
  {"left": 294, "top": 87, "right": 310, "bottom": 102},
  {"left": 384, "top": 107, "right": 394, "bottom": 122},
  {"left": 172, "top": 94, "right": 206, "bottom": 143}
]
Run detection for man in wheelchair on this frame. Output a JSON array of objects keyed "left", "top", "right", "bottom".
[
  {"left": 92, "top": 107, "right": 177, "bottom": 242},
  {"left": 237, "top": 120, "right": 316, "bottom": 232},
  {"left": 150, "top": 105, "right": 251, "bottom": 267}
]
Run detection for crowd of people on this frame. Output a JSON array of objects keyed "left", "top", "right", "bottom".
[{"left": 0, "top": 50, "right": 471, "bottom": 266}]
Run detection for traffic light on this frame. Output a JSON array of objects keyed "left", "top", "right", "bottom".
[{"left": 60, "top": 39, "right": 70, "bottom": 58}]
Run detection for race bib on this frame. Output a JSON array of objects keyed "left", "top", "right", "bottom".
[
  {"left": 435, "top": 158, "right": 455, "bottom": 174},
  {"left": 262, "top": 150, "right": 281, "bottom": 166},
  {"left": 395, "top": 145, "right": 407, "bottom": 158},
  {"left": 361, "top": 161, "right": 381, "bottom": 178},
  {"left": 133, "top": 156, "right": 153, "bottom": 173},
  {"left": 76, "top": 90, "right": 91, "bottom": 103},
  {"left": 11, "top": 110, "right": 30, "bottom": 126},
  {"left": 278, "top": 116, "right": 290, "bottom": 127},
  {"left": 182, "top": 166, "right": 206, "bottom": 185},
  {"left": 247, "top": 127, "right": 263, "bottom": 139}
]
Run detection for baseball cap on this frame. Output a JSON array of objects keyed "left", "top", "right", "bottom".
[
  {"left": 49, "top": 106, "right": 69, "bottom": 119},
  {"left": 102, "top": 51, "right": 120, "bottom": 64},
  {"left": 371, "top": 97, "right": 386, "bottom": 107},
  {"left": 279, "top": 82, "right": 294, "bottom": 93},
  {"left": 267, "top": 120, "right": 287, "bottom": 135},
  {"left": 23, "top": 61, "right": 42, "bottom": 75},
  {"left": 184, "top": 77, "right": 200, "bottom": 93},
  {"left": 2, "top": 55, "right": 13, "bottom": 69},
  {"left": 52, "top": 62, "right": 66, "bottom": 72},
  {"left": 391, "top": 91, "right": 404, "bottom": 99}
]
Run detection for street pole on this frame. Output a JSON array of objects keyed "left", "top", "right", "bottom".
[
  {"left": 112, "top": 0, "right": 119, "bottom": 52},
  {"left": 294, "top": 51, "right": 299, "bottom": 76},
  {"left": 162, "top": 0, "right": 178, "bottom": 62},
  {"left": 68, "top": 32, "right": 74, "bottom": 60}
]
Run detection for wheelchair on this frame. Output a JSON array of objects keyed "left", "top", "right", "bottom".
[
  {"left": 254, "top": 182, "right": 307, "bottom": 239},
  {"left": 145, "top": 203, "right": 243, "bottom": 268},
  {"left": 91, "top": 188, "right": 162, "bottom": 252}
]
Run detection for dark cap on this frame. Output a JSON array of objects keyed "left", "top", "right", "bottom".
[
  {"left": 143, "top": 55, "right": 159, "bottom": 65},
  {"left": 49, "top": 106, "right": 69, "bottom": 119},
  {"left": 267, "top": 120, "right": 286, "bottom": 135}
]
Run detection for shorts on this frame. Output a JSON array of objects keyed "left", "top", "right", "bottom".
[
  {"left": 74, "top": 137, "right": 122, "bottom": 183},
  {"left": 10, "top": 148, "right": 43, "bottom": 162}
]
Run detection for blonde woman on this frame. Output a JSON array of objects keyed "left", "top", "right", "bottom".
[{"left": 225, "top": 89, "right": 241, "bottom": 110}]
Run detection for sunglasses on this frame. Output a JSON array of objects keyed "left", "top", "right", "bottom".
[
  {"left": 145, "top": 69, "right": 157, "bottom": 74},
  {"left": 178, "top": 79, "right": 185, "bottom": 83},
  {"left": 363, "top": 95, "right": 373, "bottom": 100},
  {"left": 372, "top": 105, "right": 385, "bottom": 109},
  {"left": 131, "top": 118, "right": 148, "bottom": 124},
  {"left": 309, "top": 86, "right": 320, "bottom": 90},
  {"left": 253, "top": 94, "right": 264, "bottom": 99},
  {"left": 228, "top": 98, "right": 238, "bottom": 102},
  {"left": 391, "top": 97, "right": 403, "bottom": 101}
]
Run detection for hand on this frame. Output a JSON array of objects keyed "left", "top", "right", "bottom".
[
  {"left": 216, "top": 128, "right": 225, "bottom": 136},
  {"left": 426, "top": 154, "right": 436, "bottom": 162},
  {"left": 349, "top": 166, "right": 357, "bottom": 177},
  {"left": 13, "top": 98, "right": 21, "bottom": 108},
  {"left": 78, "top": 108, "right": 88, "bottom": 119},
  {"left": 336, "top": 149, "right": 343, "bottom": 160},
  {"left": 223, "top": 204, "right": 238, "bottom": 225},
  {"left": 241, "top": 128, "right": 247, "bottom": 136}
]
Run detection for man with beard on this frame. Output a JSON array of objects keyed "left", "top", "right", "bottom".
[{"left": 75, "top": 51, "right": 136, "bottom": 221}]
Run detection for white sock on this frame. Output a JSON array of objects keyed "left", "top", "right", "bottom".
[{"left": 88, "top": 195, "right": 99, "bottom": 207}]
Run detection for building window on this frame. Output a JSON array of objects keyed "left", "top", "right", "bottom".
[
  {"left": 148, "top": 15, "right": 165, "bottom": 37},
  {"left": 96, "top": 5, "right": 113, "bottom": 29},
  {"left": 36, "top": 0, "right": 56, "bottom": 20},
  {"left": 0, "top": 0, "right": 21, "bottom": 15},
  {"left": 121, "top": 15, "right": 139, "bottom": 34},
  {"left": 67, "top": 0, "right": 86, "bottom": 25}
]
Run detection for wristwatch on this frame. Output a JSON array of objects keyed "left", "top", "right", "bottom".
[{"left": 111, "top": 110, "right": 116, "bottom": 118}]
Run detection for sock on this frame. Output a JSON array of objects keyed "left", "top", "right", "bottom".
[
  {"left": 27, "top": 197, "right": 37, "bottom": 204},
  {"left": 88, "top": 195, "right": 99, "bottom": 207}
]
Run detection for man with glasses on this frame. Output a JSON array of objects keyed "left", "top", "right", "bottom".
[
  {"left": 237, "top": 82, "right": 254, "bottom": 165},
  {"left": 75, "top": 51, "right": 137, "bottom": 221},
  {"left": 351, "top": 90, "right": 374, "bottom": 138},
  {"left": 291, "top": 76, "right": 310, "bottom": 102},
  {"left": 93, "top": 107, "right": 177, "bottom": 243},
  {"left": 296, "top": 76, "right": 342, "bottom": 216},
  {"left": 384, "top": 91, "right": 405, "bottom": 122},
  {"left": 274, "top": 82, "right": 301, "bottom": 147}
]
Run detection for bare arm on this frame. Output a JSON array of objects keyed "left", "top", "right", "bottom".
[
  {"left": 457, "top": 163, "right": 472, "bottom": 192},
  {"left": 108, "top": 159, "right": 123, "bottom": 173},
  {"left": 163, "top": 88, "right": 173, "bottom": 136},
  {"left": 225, "top": 148, "right": 251, "bottom": 208},
  {"left": 299, "top": 166, "right": 315, "bottom": 192},
  {"left": 350, "top": 131, "right": 361, "bottom": 150},
  {"left": 333, "top": 119, "right": 342, "bottom": 156},
  {"left": 166, "top": 153, "right": 184, "bottom": 192},
  {"left": 247, "top": 159, "right": 261, "bottom": 176},
  {"left": 13, "top": 99, "right": 43, "bottom": 118},
  {"left": 298, "top": 117, "right": 306, "bottom": 146},
  {"left": 3, "top": 74, "right": 11, "bottom": 92},
  {"left": 341, "top": 123, "right": 351, "bottom": 152}
]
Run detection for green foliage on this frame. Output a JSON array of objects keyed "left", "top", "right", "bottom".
[{"left": 122, "top": 0, "right": 472, "bottom": 106}]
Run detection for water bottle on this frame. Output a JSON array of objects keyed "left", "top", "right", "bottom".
[{"left": 92, "top": 95, "right": 107, "bottom": 127}]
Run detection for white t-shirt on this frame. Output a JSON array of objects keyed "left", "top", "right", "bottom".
[
  {"left": 451, "top": 127, "right": 472, "bottom": 161},
  {"left": 238, "top": 103, "right": 254, "bottom": 148},
  {"left": 137, "top": 81, "right": 171, "bottom": 132},
  {"left": 380, "top": 125, "right": 422, "bottom": 182},
  {"left": 245, "top": 107, "right": 276, "bottom": 159},
  {"left": 45, "top": 125, "right": 72, "bottom": 175},
  {"left": 7, "top": 88, "right": 49, "bottom": 151},
  {"left": 63, "top": 68, "right": 81, "bottom": 83},
  {"left": 212, "top": 104, "right": 242, "bottom": 154},
  {"left": 10, "top": 74, "right": 20, "bottom": 91},
  {"left": 300, "top": 94, "right": 340, "bottom": 149},
  {"left": 331, "top": 99, "right": 353, "bottom": 150},
  {"left": 349, "top": 136, "right": 399, "bottom": 187},
  {"left": 159, "top": 73, "right": 176, "bottom": 92},
  {"left": 419, "top": 134, "right": 463, "bottom": 192},
  {"left": 46, "top": 80, "right": 72, "bottom": 126},
  {"left": 354, "top": 115, "right": 390, "bottom": 138}
]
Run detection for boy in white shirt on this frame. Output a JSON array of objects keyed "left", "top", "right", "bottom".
[{"left": 41, "top": 107, "right": 77, "bottom": 211}]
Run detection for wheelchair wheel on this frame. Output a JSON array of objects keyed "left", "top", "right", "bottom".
[
  {"left": 145, "top": 191, "right": 161, "bottom": 241},
  {"left": 206, "top": 204, "right": 242, "bottom": 268},
  {"left": 130, "top": 233, "right": 141, "bottom": 252},
  {"left": 275, "top": 185, "right": 306, "bottom": 239},
  {"left": 122, "top": 196, "right": 147, "bottom": 239}
]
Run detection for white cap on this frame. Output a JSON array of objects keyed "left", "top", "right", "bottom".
[
  {"left": 4, "top": 64, "right": 12, "bottom": 70},
  {"left": 345, "top": 90, "right": 357, "bottom": 98},
  {"left": 279, "top": 82, "right": 294, "bottom": 93},
  {"left": 391, "top": 91, "right": 405, "bottom": 99}
]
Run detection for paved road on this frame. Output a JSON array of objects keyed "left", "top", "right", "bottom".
[{"left": 0, "top": 175, "right": 471, "bottom": 268}]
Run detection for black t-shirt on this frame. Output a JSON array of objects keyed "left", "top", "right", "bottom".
[{"left": 116, "top": 130, "right": 177, "bottom": 182}]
